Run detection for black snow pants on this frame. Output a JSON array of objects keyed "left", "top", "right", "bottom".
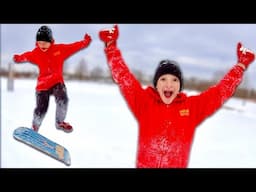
[{"left": 32, "top": 83, "right": 69, "bottom": 128}]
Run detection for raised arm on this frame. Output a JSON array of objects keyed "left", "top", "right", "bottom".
[
  {"left": 99, "top": 25, "right": 146, "bottom": 119},
  {"left": 13, "top": 51, "right": 33, "bottom": 63},
  {"left": 191, "top": 42, "right": 255, "bottom": 125},
  {"left": 60, "top": 33, "right": 92, "bottom": 58}
]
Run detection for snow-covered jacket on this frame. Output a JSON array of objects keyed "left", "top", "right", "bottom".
[
  {"left": 16, "top": 40, "right": 90, "bottom": 91},
  {"left": 105, "top": 46, "right": 245, "bottom": 168}
]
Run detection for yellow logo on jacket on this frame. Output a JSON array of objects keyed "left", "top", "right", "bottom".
[
  {"left": 179, "top": 109, "right": 189, "bottom": 116},
  {"left": 53, "top": 51, "right": 61, "bottom": 56}
]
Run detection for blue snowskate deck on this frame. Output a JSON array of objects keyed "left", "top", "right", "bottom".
[{"left": 13, "top": 127, "right": 71, "bottom": 166}]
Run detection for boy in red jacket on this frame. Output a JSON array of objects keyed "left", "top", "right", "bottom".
[
  {"left": 99, "top": 25, "right": 255, "bottom": 168},
  {"left": 13, "top": 25, "right": 92, "bottom": 133}
]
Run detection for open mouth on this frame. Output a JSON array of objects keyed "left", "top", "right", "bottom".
[
  {"left": 41, "top": 48, "right": 48, "bottom": 51},
  {"left": 164, "top": 90, "right": 173, "bottom": 98}
]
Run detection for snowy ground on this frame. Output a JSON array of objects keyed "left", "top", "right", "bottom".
[{"left": 1, "top": 78, "right": 256, "bottom": 168}]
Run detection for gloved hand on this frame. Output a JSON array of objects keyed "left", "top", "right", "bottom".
[
  {"left": 13, "top": 54, "right": 24, "bottom": 62},
  {"left": 237, "top": 42, "right": 255, "bottom": 69},
  {"left": 83, "top": 33, "right": 92, "bottom": 46},
  {"left": 99, "top": 24, "right": 119, "bottom": 47}
]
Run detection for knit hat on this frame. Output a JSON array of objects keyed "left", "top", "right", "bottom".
[
  {"left": 36, "top": 25, "right": 53, "bottom": 42},
  {"left": 153, "top": 59, "right": 183, "bottom": 91}
]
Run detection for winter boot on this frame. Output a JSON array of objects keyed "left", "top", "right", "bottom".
[
  {"left": 56, "top": 121, "right": 73, "bottom": 133},
  {"left": 32, "top": 124, "right": 39, "bottom": 132}
]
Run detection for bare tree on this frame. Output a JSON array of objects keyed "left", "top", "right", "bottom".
[
  {"left": 91, "top": 66, "right": 104, "bottom": 80},
  {"left": 74, "top": 58, "right": 89, "bottom": 80}
]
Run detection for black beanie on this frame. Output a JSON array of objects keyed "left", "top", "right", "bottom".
[
  {"left": 36, "top": 25, "right": 53, "bottom": 42},
  {"left": 153, "top": 60, "right": 183, "bottom": 91}
]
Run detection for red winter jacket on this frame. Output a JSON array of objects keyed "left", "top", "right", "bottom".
[
  {"left": 15, "top": 39, "right": 90, "bottom": 91},
  {"left": 105, "top": 46, "right": 245, "bottom": 168}
]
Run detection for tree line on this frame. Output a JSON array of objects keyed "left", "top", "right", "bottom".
[{"left": 1, "top": 59, "right": 255, "bottom": 102}]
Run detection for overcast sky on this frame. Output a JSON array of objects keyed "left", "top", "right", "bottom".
[{"left": 1, "top": 24, "right": 256, "bottom": 88}]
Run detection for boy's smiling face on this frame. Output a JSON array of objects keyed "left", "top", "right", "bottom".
[
  {"left": 37, "top": 41, "right": 51, "bottom": 52},
  {"left": 156, "top": 74, "right": 180, "bottom": 105}
]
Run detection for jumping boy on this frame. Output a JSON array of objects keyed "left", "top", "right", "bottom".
[{"left": 13, "top": 25, "right": 92, "bottom": 133}]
